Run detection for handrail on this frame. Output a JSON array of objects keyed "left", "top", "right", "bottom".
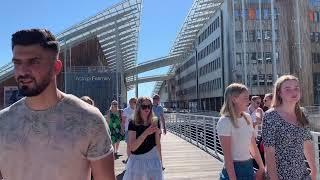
[{"left": 165, "top": 113, "right": 320, "bottom": 177}]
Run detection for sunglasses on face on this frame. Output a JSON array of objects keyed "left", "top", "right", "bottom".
[
  {"left": 141, "top": 104, "right": 152, "bottom": 110},
  {"left": 112, "top": 104, "right": 118, "bottom": 106}
]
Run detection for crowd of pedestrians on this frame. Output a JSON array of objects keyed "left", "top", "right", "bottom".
[{"left": 0, "top": 28, "right": 317, "bottom": 180}]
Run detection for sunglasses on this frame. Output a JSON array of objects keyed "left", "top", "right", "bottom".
[
  {"left": 141, "top": 104, "right": 152, "bottom": 110},
  {"left": 112, "top": 104, "right": 118, "bottom": 106}
]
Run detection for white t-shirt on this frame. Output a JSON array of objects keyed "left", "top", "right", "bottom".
[
  {"left": 123, "top": 106, "right": 134, "bottom": 131},
  {"left": 216, "top": 114, "right": 254, "bottom": 161},
  {"left": 0, "top": 94, "right": 113, "bottom": 180}
]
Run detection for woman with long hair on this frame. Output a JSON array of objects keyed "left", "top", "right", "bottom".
[
  {"left": 262, "top": 75, "right": 316, "bottom": 180},
  {"left": 217, "top": 83, "right": 264, "bottom": 180},
  {"left": 123, "top": 96, "right": 163, "bottom": 180},
  {"left": 105, "top": 100, "right": 124, "bottom": 155}
]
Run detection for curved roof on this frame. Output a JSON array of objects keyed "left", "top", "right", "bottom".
[
  {"left": 152, "top": 0, "right": 224, "bottom": 95},
  {"left": 57, "top": 0, "right": 142, "bottom": 73},
  {"left": 0, "top": 0, "right": 142, "bottom": 86}
]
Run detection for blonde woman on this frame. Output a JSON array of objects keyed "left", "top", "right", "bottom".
[
  {"left": 105, "top": 100, "right": 124, "bottom": 155},
  {"left": 262, "top": 75, "right": 316, "bottom": 180},
  {"left": 123, "top": 97, "right": 163, "bottom": 180},
  {"left": 217, "top": 83, "right": 264, "bottom": 180}
]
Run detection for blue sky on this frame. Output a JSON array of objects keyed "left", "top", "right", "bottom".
[{"left": 0, "top": 0, "right": 192, "bottom": 102}]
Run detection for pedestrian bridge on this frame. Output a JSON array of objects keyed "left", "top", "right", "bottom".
[{"left": 115, "top": 113, "right": 320, "bottom": 180}]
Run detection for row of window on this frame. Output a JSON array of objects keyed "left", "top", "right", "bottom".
[
  {"left": 199, "top": 57, "right": 221, "bottom": 77},
  {"left": 177, "top": 71, "right": 196, "bottom": 85},
  {"left": 312, "top": 53, "right": 320, "bottom": 64},
  {"left": 311, "top": 32, "right": 320, "bottom": 43},
  {"left": 234, "top": 8, "right": 279, "bottom": 21},
  {"left": 248, "top": 74, "right": 273, "bottom": 86},
  {"left": 236, "top": 52, "right": 279, "bottom": 65},
  {"left": 176, "top": 56, "right": 195, "bottom": 74},
  {"left": 234, "top": 73, "right": 274, "bottom": 86},
  {"left": 199, "top": 78, "right": 222, "bottom": 93},
  {"left": 198, "top": 17, "right": 220, "bottom": 45},
  {"left": 198, "top": 37, "right": 221, "bottom": 61},
  {"left": 176, "top": 86, "right": 196, "bottom": 96},
  {"left": 235, "top": 30, "right": 279, "bottom": 43}
]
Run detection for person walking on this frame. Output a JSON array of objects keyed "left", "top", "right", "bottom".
[
  {"left": 217, "top": 83, "right": 265, "bottom": 180},
  {"left": 152, "top": 94, "right": 166, "bottom": 169},
  {"left": 262, "top": 75, "right": 317, "bottom": 180},
  {"left": 106, "top": 100, "right": 124, "bottom": 156},
  {"left": 0, "top": 29, "right": 115, "bottom": 180},
  {"left": 123, "top": 96, "right": 163, "bottom": 180},
  {"left": 122, "top": 97, "right": 137, "bottom": 163}
]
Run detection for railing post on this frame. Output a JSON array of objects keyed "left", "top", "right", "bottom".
[
  {"left": 177, "top": 114, "right": 182, "bottom": 137},
  {"left": 189, "top": 115, "right": 192, "bottom": 142},
  {"left": 203, "top": 116, "right": 207, "bottom": 152},
  {"left": 196, "top": 116, "right": 199, "bottom": 147},
  {"left": 213, "top": 118, "right": 218, "bottom": 157},
  {"left": 184, "top": 115, "right": 190, "bottom": 141}
]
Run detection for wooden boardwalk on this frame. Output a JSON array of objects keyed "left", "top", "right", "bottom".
[{"left": 115, "top": 132, "right": 223, "bottom": 180}]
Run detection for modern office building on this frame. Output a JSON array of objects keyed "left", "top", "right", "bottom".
[{"left": 157, "top": 0, "right": 320, "bottom": 111}]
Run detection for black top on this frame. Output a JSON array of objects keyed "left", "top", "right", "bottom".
[{"left": 128, "top": 121, "right": 156, "bottom": 155}]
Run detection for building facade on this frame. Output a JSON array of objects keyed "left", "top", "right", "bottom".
[{"left": 159, "top": 0, "right": 320, "bottom": 111}]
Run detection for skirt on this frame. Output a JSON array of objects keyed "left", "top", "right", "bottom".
[
  {"left": 123, "top": 147, "right": 163, "bottom": 180},
  {"left": 220, "top": 159, "right": 254, "bottom": 180}
]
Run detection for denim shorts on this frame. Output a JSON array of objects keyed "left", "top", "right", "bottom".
[{"left": 220, "top": 159, "right": 254, "bottom": 180}]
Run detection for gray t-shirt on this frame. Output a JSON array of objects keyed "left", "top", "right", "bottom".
[{"left": 0, "top": 94, "right": 113, "bottom": 180}]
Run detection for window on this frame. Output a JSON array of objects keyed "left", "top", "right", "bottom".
[
  {"left": 259, "top": 74, "right": 265, "bottom": 85},
  {"left": 263, "top": 9, "right": 270, "bottom": 20},
  {"left": 316, "top": 32, "right": 320, "bottom": 43},
  {"left": 252, "top": 75, "right": 258, "bottom": 86},
  {"left": 311, "top": 32, "right": 316, "bottom": 42},
  {"left": 251, "top": 52, "right": 257, "bottom": 64},
  {"left": 236, "top": 31, "right": 242, "bottom": 42},
  {"left": 267, "top": 74, "right": 273, "bottom": 85},
  {"left": 234, "top": 10, "right": 241, "bottom": 21},
  {"left": 264, "top": 30, "right": 272, "bottom": 41},
  {"left": 265, "top": 52, "right": 272, "bottom": 63},
  {"left": 248, "top": 8, "right": 256, "bottom": 20},
  {"left": 257, "top": 52, "right": 263, "bottom": 64},
  {"left": 256, "top": 9, "right": 260, "bottom": 19},
  {"left": 315, "top": 11, "right": 320, "bottom": 22},
  {"left": 256, "top": 30, "right": 262, "bottom": 41},
  {"left": 248, "top": 30, "right": 256, "bottom": 42},
  {"left": 236, "top": 53, "right": 242, "bottom": 65},
  {"left": 245, "top": 53, "right": 249, "bottom": 64}
]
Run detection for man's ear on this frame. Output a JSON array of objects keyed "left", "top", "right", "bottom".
[{"left": 54, "top": 60, "right": 63, "bottom": 75}]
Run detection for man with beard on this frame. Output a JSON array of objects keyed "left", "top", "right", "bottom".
[{"left": 0, "top": 29, "right": 115, "bottom": 180}]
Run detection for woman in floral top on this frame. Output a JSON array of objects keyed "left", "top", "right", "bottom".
[
  {"left": 262, "top": 75, "right": 317, "bottom": 180},
  {"left": 106, "top": 100, "right": 124, "bottom": 155}
]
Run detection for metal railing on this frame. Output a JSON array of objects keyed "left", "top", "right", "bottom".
[{"left": 165, "top": 113, "right": 320, "bottom": 178}]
